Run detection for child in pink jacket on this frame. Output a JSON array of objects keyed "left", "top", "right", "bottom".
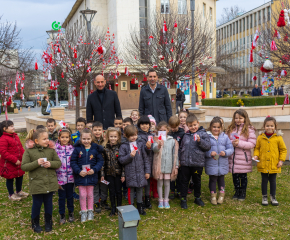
[{"left": 227, "top": 109, "right": 256, "bottom": 201}]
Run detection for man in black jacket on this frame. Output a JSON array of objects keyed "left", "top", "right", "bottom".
[
  {"left": 251, "top": 84, "right": 261, "bottom": 96},
  {"left": 86, "top": 75, "right": 122, "bottom": 129},
  {"left": 139, "top": 69, "right": 172, "bottom": 123}
]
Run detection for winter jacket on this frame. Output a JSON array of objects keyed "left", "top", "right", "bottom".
[
  {"left": 254, "top": 131, "right": 287, "bottom": 174},
  {"left": 205, "top": 132, "right": 234, "bottom": 176},
  {"left": 0, "top": 132, "right": 25, "bottom": 179},
  {"left": 70, "top": 142, "right": 104, "bottom": 186},
  {"left": 139, "top": 84, "right": 172, "bottom": 124},
  {"left": 137, "top": 128, "right": 154, "bottom": 167},
  {"left": 228, "top": 125, "right": 256, "bottom": 174},
  {"left": 119, "top": 139, "right": 150, "bottom": 188},
  {"left": 251, "top": 87, "right": 261, "bottom": 96},
  {"left": 152, "top": 136, "right": 179, "bottom": 180},
  {"left": 101, "top": 143, "right": 124, "bottom": 177},
  {"left": 86, "top": 88, "right": 122, "bottom": 130},
  {"left": 93, "top": 136, "right": 104, "bottom": 146},
  {"left": 179, "top": 127, "right": 211, "bottom": 167},
  {"left": 48, "top": 129, "right": 58, "bottom": 142},
  {"left": 71, "top": 131, "right": 80, "bottom": 145},
  {"left": 168, "top": 128, "right": 185, "bottom": 147},
  {"left": 55, "top": 142, "right": 74, "bottom": 185},
  {"left": 41, "top": 100, "right": 49, "bottom": 115},
  {"left": 21, "top": 144, "right": 61, "bottom": 195}
]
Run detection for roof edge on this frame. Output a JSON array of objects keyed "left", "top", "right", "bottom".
[{"left": 62, "top": 0, "right": 84, "bottom": 28}]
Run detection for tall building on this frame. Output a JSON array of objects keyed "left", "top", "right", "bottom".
[{"left": 216, "top": 2, "right": 272, "bottom": 93}]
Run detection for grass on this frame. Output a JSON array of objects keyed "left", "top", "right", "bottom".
[{"left": 0, "top": 133, "right": 289, "bottom": 239}]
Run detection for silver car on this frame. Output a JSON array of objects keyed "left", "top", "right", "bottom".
[{"left": 59, "top": 101, "right": 68, "bottom": 108}]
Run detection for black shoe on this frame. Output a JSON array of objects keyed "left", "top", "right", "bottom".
[
  {"left": 44, "top": 213, "right": 53, "bottom": 232},
  {"left": 169, "top": 191, "right": 175, "bottom": 200},
  {"left": 31, "top": 216, "right": 43, "bottom": 233},
  {"left": 232, "top": 188, "right": 239, "bottom": 200},
  {"left": 109, "top": 207, "right": 116, "bottom": 217},
  {"left": 68, "top": 212, "right": 75, "bottom": 222},
  {"left": 101, "top": 200, "right": 111, "bottom": 210},
  {"left": 180, "top": 199, "right": 187, "bottom": 209},
  {"left": 137, "top": 202, "right": 146, "bottom": 215},
  {"left": 109, "top": 198, "right": 116, "bottom": 216},
  {"left": 144, "top": 196, "right": 152, "bottom": 209},
  {"left": 194, "top": 198, "right": 205, "bottom": 206},
  {"left": 94, "top": 202, "right": 101, "bottom": 213},
  {"left": 238, "top": 189, "right": 246, "bottom": 201}
]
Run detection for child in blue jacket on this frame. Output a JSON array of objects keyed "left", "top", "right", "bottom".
[{"left": 71, "top": 117, "right": 86, "bottom": 144}]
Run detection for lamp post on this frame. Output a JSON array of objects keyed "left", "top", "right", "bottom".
[
  {"left": 80, "top": 8, "right": 97, "bottom": 95},
  {"left": 46, "top": 29, "right": 60, "bottom": 106},
  {"left": 189, "top": 0, "right": 199, "bottom": 110}
]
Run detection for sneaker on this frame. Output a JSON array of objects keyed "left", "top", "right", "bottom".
[
  {"left": 232, "top": 189, "right": 239, "bottom": 200},
  {"left": 79, "top": 210, "right": 87, "bottom": 223},
  {"left": 262, "top": 195, "right": 268, "bottom": 206},
  {"left": 158, "top": 199, "right": 164, "bottom": 209},
  {"left": 270, "top": 195, "right": 279, "bottom": 206},
  {"left": 180, "top": 199, "right": 188, "bottom": 209},
  {"left": 59, "top": 214, "right": 66, "bottom": 225},
  {"left": 94, "top": 203, "right": 101, "bottom": 213},
  {"left": 87, "top": 210, "right": 94, "bottom": 221},
  {"left": 9, "top": 193, "right": 21, "bottom": 201},
  {"left": 164, "top": 200, "right": 170, "bottom": 209},
  {"left": 68, "top": 212, "right": 74, "bottom": 222},
  {"left": 101, "top": 200, "right": 111, "bottom": 210},
  {"left": 169, "top": 191, "right": 175, "bottom": 200},
  {"left": 210, "top": 193, "right": 217, "bottom": 205},
  {"left": 217, "top": 192, "right": 225, "bottom": 204},
  {"left": 194, "top": 198, "right": 205, "bottom": 207},
  {"left": 16, "top": 191, "right": 29, "bottom": 199},
  {"left": 238, "top": 189, "right": 246, "bottom": 201}
]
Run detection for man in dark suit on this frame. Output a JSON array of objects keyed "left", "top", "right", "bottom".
[
  {"left": 86, "top": 75, "right": 122, "bottom": 129},
  {"left": 139, "top": 69, "right": 172, "bottom": 123}
]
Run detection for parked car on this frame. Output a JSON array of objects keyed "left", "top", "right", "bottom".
[
  {"left": 25, "top": 101, "right": 35, "bottom": 108},
  {"left": 59, "top": 101, "right": 68, "bottom": 108},
  {"left": 13, "top": 100, "right": 21, "bottom": 110}
]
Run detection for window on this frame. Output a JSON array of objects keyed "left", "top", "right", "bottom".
[
  {"left": 268, "top": 7, "right": 271, "bottom": 21},
  {"left": 250, "top": 15, "right": 252, "bottom": 28},
  {"left": 130, "top": 80, "right": 139, "bottom": 90},
  {"left": 210, "top": 7, "right": 213, "bottom": 21},
  {"left": 254, "top": 13, "right": 257, "bottom": 27},
  {"left": 243, "top": 18, "right": 245, "bottom": 31},
  {"left": 263, "top": 9, "right": 266, "bottom": 21},
  {"left": 178, "top": 0, "right": 187, "bottom": 14},
  {"left": 258, "top": 11, "right": 261, "bottom": 24},
  {"left": 240, "top": 20, "right": 242, "bottom": 33},
  {"left": 80, "top": 16, "right": 82, "bottom": 28},
  {"left": 161, "top": 0, "right": 169, "bottom": 14},
  {"left": 233, "top": 23, "right": 235, "bottom": 34},
  {"left": 203, "top": 3, "right": 206, "bottom": 17},
  {"left": 247, "top": 16, "right": 249, "bottom": 29}
]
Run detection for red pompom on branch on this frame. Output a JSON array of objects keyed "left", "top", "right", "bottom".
[{"left": 277, "top": 10, "right": 286, "bottom": 27}]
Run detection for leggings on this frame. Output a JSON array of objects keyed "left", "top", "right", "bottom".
[
  {"left": 128, "top": 187, "right": 143, "bottom": 204},
  {"left": 79, "top": 186, "right": 94, "bottom": 211},
  {"left": 144, "top": 178, "right": 150, "bottom": 197},
  {"left": 232, "top": 173, "right": 248, "bottom": 190},
  {"left": 209, "top": 175, "right": 225, "bottom": 193},
  {"left": 261, "top": 173, "right": 277, "bottom": 196},
  {"left": 157, "top": 179, "right": 170, "bottom": 201},
  {"left": 6, "top": 176, "right": 23, "bottom": 195}
]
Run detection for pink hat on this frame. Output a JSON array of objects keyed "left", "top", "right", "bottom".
[{"left": 148, "top": 115, "right": 156, "bottom": 125}]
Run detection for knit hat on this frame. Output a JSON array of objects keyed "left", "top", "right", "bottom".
[{"left": 148, "top": 115, "right": 156, "bottom": 125}]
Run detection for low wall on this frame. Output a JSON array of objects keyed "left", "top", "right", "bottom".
[{"left": 201, "top": 105, "right": 290, "bottom": 118}]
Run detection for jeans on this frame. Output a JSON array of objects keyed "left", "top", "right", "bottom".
[
  {"left": 209, "top": 175, "right": 225, "bottom": 193},
  {"left": 180, "top": 166, "right": 203, "bottom": 199},
  {"left": 94, "top": 182, "right": 108, "bottom": 203},
  {"left": 232, "top": 173, "right": 248, "bottom": 190},
  {"left": 31, "top": 192, "right": 53, "bottom": 219},
  {"left": 261, "top": 173, "right": 277, "bottom": 196},
  {"left": 106, "top": 175, "right": 122, "bottom": 206},
  {"left": 176, "top": 101, "right": 183, "bottom": 113},
  {"left": 58, "top": 183, "right": 74, "bottom": 215},
  {"left": 6, "top": 176, "right": 23, "bottom": 195}
]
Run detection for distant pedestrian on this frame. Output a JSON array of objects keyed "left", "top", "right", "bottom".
[
  {"left": 41, "top": 96, "right": 50, "bottom": 115},
  {"left": 278, "top": 86, "right": 284, "bottom": 96},
  {"left": 176, "top": 88, "right": 183, "bottom": 114},
  {"left": 201, "top": 91, "right": 206, "bottom": 99},
  {"left": 251, "top": 84, "right": 261, "bottom": 96}
]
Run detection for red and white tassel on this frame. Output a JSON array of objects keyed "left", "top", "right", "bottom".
[
  {"left": 252, "top": 76, "right": 257, "bottom": 81},
  {"left": 252, "top": 30, "right": 259, "bottom": 50},
  {"left": 281, "top": 69, "right": 287, "bottom": 76},
  {"left": 271, "top": 41, "right": 277, "bottom": 51},
  {"left": 249, "top": 49, "right": 253, "bottom": 63},
  {"left": 163, "top": 21, "right": 168, "bottom": 33},
  {"left": 35, "top": 60, "right": 38, "bottom": 70}
]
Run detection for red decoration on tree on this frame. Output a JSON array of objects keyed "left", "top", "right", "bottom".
[
  {"left": 115, "top": 81, "right": 118, "bottom": 87},
  {"left": 284, "top": 34, "right": 288, "bottom": 42},
  {"left": 168, "top": 69, "right": 173, "bottom": 72},
  {"left": 87, "top": 66, "right": 91, "bottom": 72},
  {"left": 174, "top": 81, "right": 178, "bottom": 85},
  {"left": 249, "top": 49, "right": 253, "bottom": 63},
  {"left": 35, "top": 60, "right": 38, "bottom": 70},
  {"left": 252, "top": 76, "right": 257, "bottom": 81},
  {"left": 178, "top": 60, "right": 183, "bottom": 65},
  {"left": 131, "top": 78, "right": 135, "bottom": 84},
  {"left": 282, "top": 94, "right": 289, "bottom": 110},
  {"left": 174, "top": 21, "right": 177, "bottom": 28},
  {"left": 281, "top": 69, "right": 287, "bottom": 76},
  {"left": 277, "top": 10, "right": 286, "bottom": 27},
  {"left": 143, "top": 74, "right": 147, "bottom": 82},
  {"left": 163, "top": 21, "right": 168, "bottom": 33},
  {"left": 21, "top": 73, "right": 25, "bottom": 81},
  {"left": 74, "top": 50, "right": 77, "bottom": 58},
  {"left": 109, "top": 84, "right": 112, "bottom": 90},
  {"left": 61, "top": 72, "right": 64, "bottom": 78}
]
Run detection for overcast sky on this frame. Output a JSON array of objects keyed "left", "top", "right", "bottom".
[{"left": 0, "top": 0, "right": 270, "bottom": 58}]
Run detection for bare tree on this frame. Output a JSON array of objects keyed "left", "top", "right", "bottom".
[
  {"left": 217, "top": 6, "right": 246, "bottom": 27},
  {"left": 123, "top": 6, "right": 215, "bottom": 113}
]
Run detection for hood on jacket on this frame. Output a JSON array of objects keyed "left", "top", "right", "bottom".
[
  {"left": 25, "top": 139, "right": 55, "bottom": 149},
  {"left": 258, "top": 130, "right": 283, "bottom": 136},
  {"left": 207, "top": 131, "right": 227, "bottom": 139}
]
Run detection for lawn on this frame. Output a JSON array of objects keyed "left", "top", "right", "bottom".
[{"left": 0, "top": 133, "right": 289, "bottom": 239}]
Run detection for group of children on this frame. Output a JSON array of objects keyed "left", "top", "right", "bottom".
[{"left": 0, "top": 108, "right": 287, "bottom": 233}]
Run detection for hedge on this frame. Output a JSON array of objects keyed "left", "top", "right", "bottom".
[
  {"left": 0, "top": 103, "right": 16, "bottom": 113},
  {"left": 201, "top": 96, "right": 286, "bottom": 107}
]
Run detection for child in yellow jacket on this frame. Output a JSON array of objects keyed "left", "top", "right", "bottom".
[{"left": 253, "top": 116, "right": 287, "bottom": 207}]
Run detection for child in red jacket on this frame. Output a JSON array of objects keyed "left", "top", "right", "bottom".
[{"left": 0, "top": 120, "right": 28, "bottom": 201}]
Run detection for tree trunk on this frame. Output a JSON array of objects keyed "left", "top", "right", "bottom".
[
  {"left": 170, "top": 86, "right": 176, "bottom": 116},
  {"left": 75, "top": 89, "right": 80, "bottom": 122}
]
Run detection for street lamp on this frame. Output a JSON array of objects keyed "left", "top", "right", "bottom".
[
  {"left": 80, "top": 8, "right": 97, "bottom": 94},
  {"left": 188, "top": 0, "right": 199, "bottom": 110},
  {"left": 46, "top": 29, "right": 60, "bottom": 106}
]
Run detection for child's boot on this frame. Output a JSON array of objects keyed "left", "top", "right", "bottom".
[
  {"left": 194, "top": 197, "right": 205, "bottom": 206},
  {"left": 217, "top": 192, "right": 225, "bottom": 204},
  {"left": 137, "top": 202, "right": 146, "bottom": 215},
  {"left": 59, "top": 214, "right": 66, "bottom": 225},
  {"left": 238, "top": 189, "right": 246, "bottom": 201},
  {"left": 109, "top": 199, "right": 116, "bottom": 217},
  {"left": 31, "top": 216, "right": 43, "bottom": 233},
  {"left": 79, "top": 210, "right": 87, "bottom": 223},
  {"left": 232, "top": 188, "right": 239, "bottom": 200},
  {"left": 44, "top": 213, "right": 53, "bottom": 232},
  {"left": 145, "top": 195, "right": 152, "bottom": 209},
  {"left": 68, "top": 211, "right": 75, "bottom": 222},
  {"left": 87, "top": 210, "right": 94, "bottom": 220},
  {"left": 94, "top": 202, "right": 101, "bottom": 213},
  {"left": 270, "top": 195, "right": 279, "bottom": 206},
  {"left": 180, "top": 198, "right": 188, "bottom": 209},
  {"left": 262, "top": 195, "right": 268, "bottom": 206},
  {"left": 210, "top": 192, "right": 217, "bottom": 205},
  {"left": 158, "top": 199, "right": 164, "bottom": 209}
]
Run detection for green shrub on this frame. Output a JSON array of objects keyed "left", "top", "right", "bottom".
[
  {"left": 0, "top": 103, "right": 16, "bottom": 113},
  {"left": 202, "top": 96, "right": 286, "bottom": 107}
]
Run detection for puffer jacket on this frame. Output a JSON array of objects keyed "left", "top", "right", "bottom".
[
  {"left": 55, "top": 142, "right": 74, "bottom": 185},
  {"left": 168, "top": 127, "right": 185, "bottom": 146},
  {"left": 21, "top": 144, "right": 61, "bottom": 195},
  {"left": 138, "top": 128, "right": 154, "bottom": 167},
  {"left": 228, "top": 125, "right": 256, "bottom": 174},
  {"left": 71, "top": 131, "right": 80, "bottom": 145},
  {"left": 48, "top": 129, "right": 58, "bottom": 142},
  {"left": 254, "top": 131, "right": 287, "bottom": 174},
  {"left": 205, "top": 132, "right": 234, "bottom": 176},
  {"left": 152, "top": 136, "right": 179, "bottom": 180},
  {"left": 0, "top": 132, "right": 25, "bottom": 179},
  {"left": 101, "top": 143, "right": 124, "bottom": 177},
  {"left": 119, "top": 139, "right": 150, "bottom": 188},
  {"left": 179, "top": 127, "right": 211, "bottom": 167},
  {"left": 70, "top": 142, "right": 104, "bottom": 186}
]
